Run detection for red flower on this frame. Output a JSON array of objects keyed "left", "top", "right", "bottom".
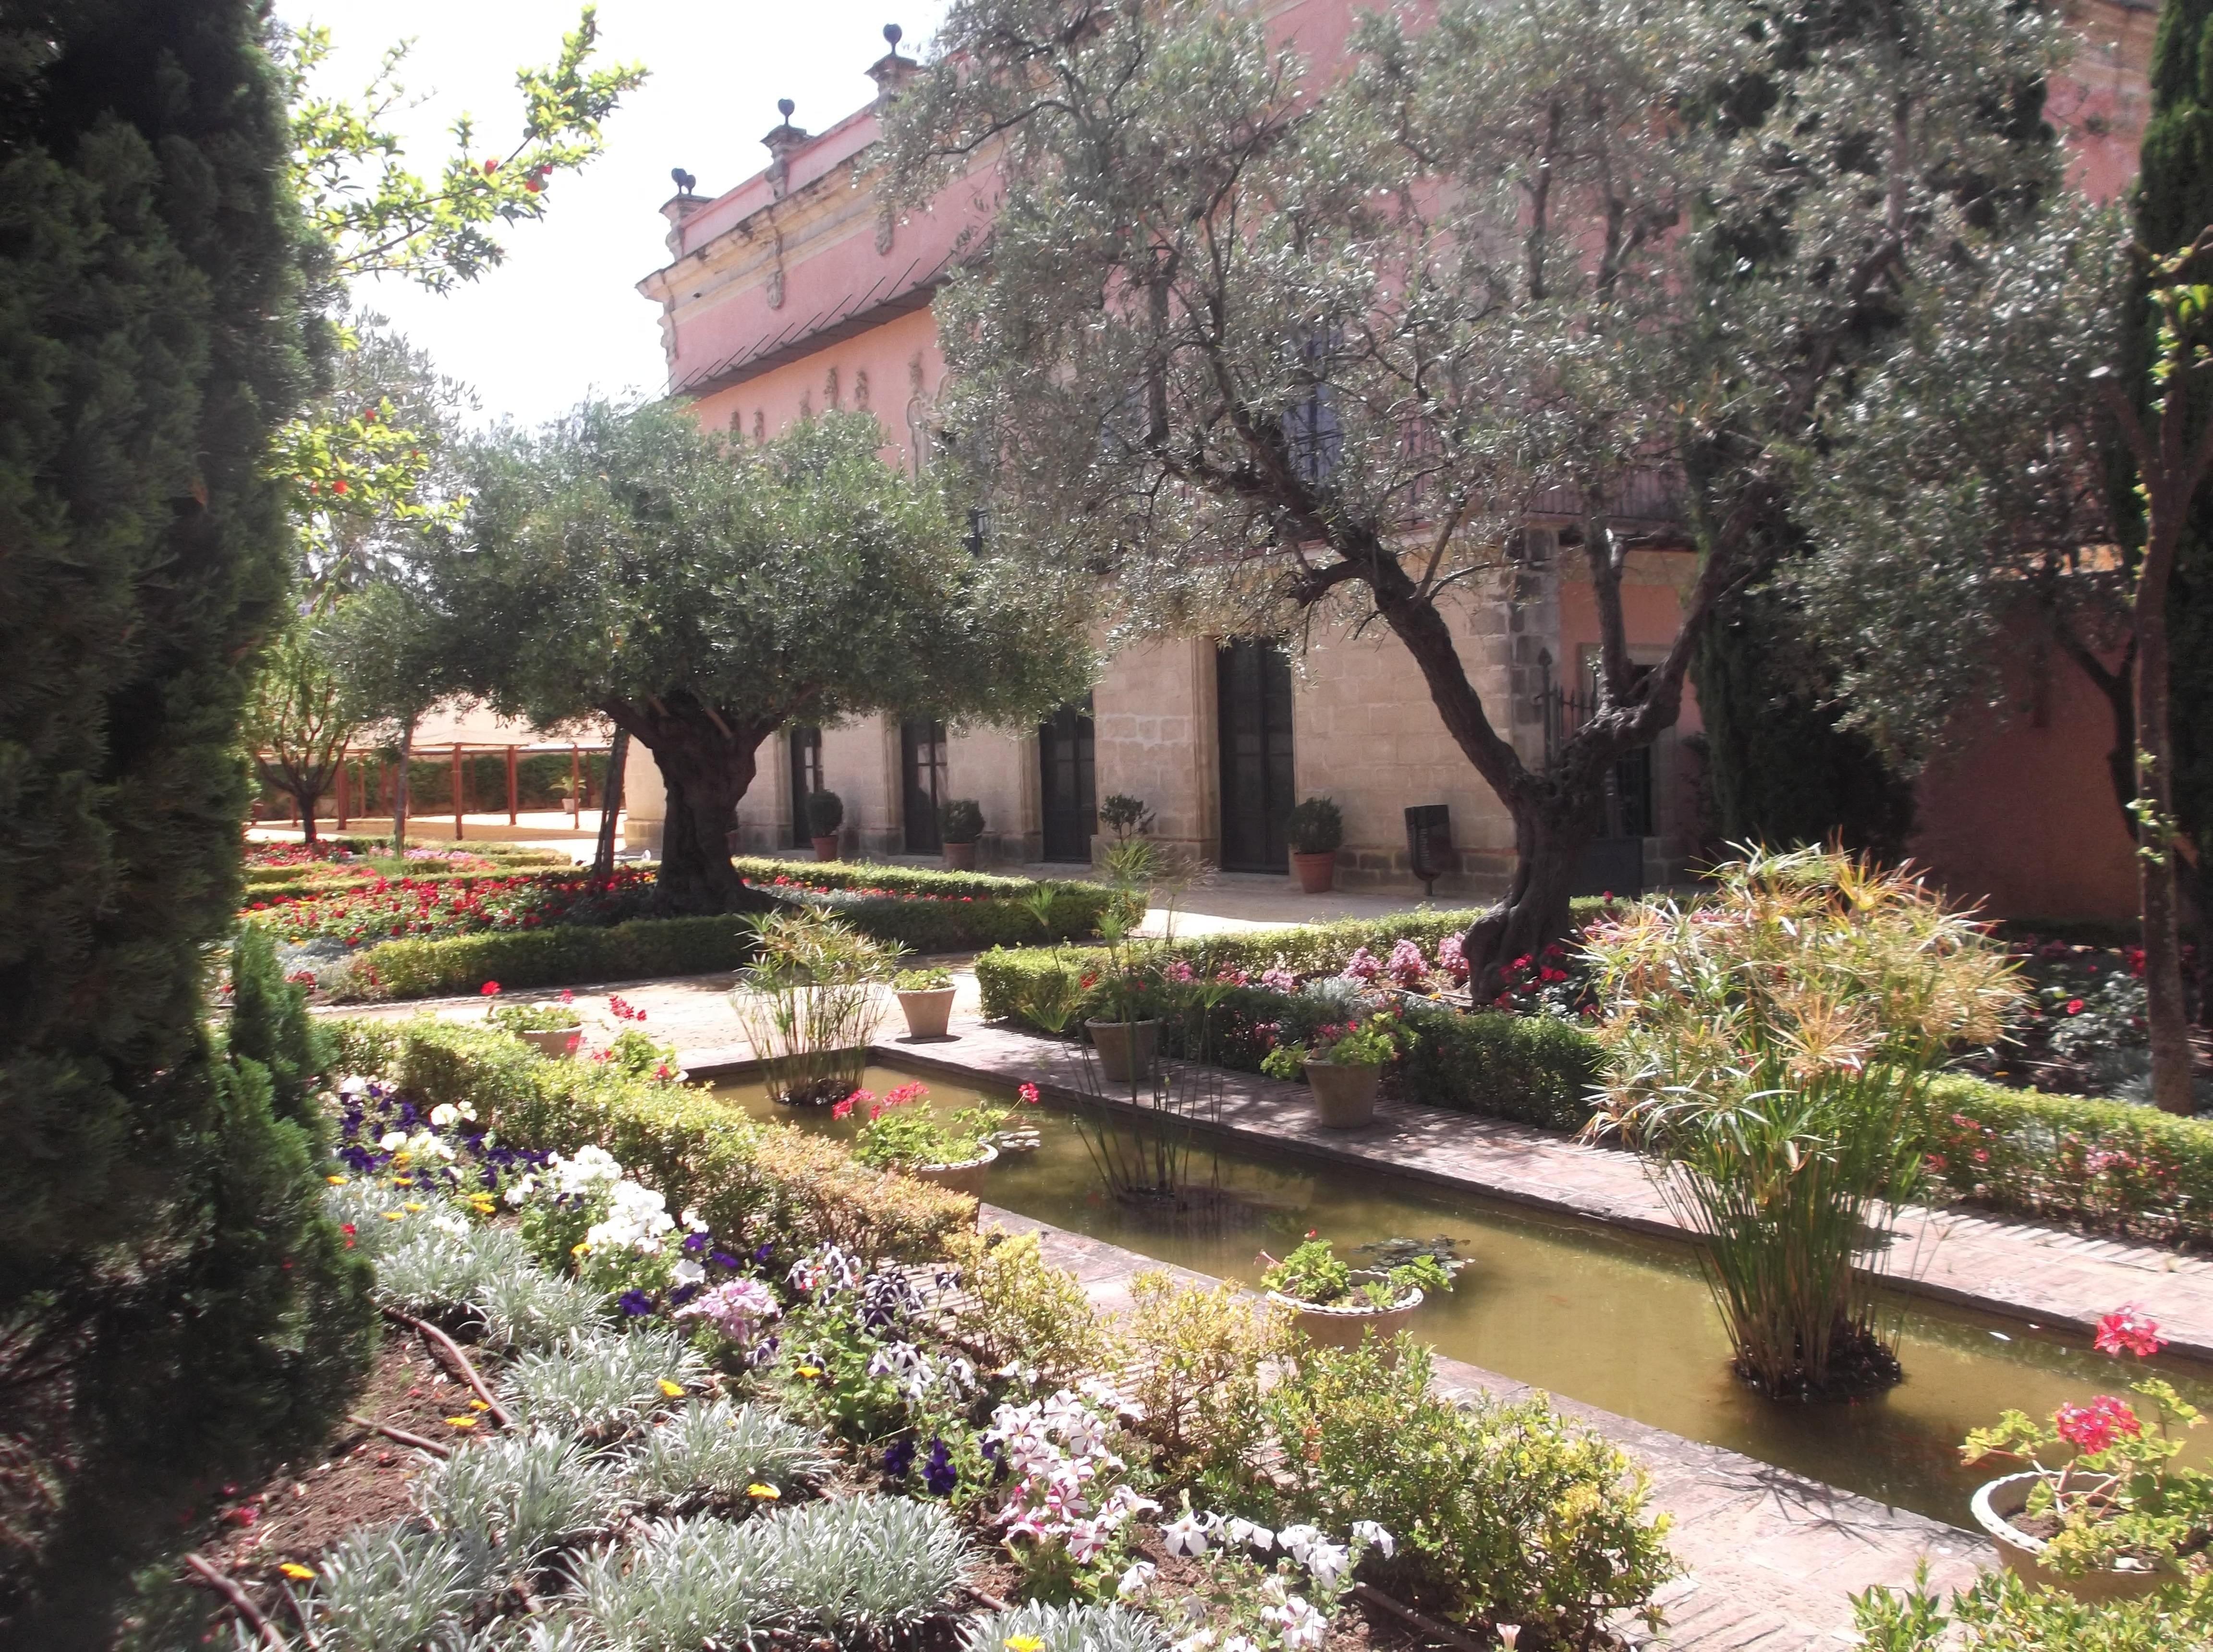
[
  {"left": 2055, "top": 1395, "right": 2141, "bottom": 1455},
  {"left": 481, "top": 981, "right": 501, "bottom": 995},
  {"left": 2066, "top": 998, "right": 2085, "bottom": 1015},
  {"left": 331, "top": 478, "right": 348, "bottom": 495},
  {"left": 834, "top": 1091, "right": 868, "bottom": 1121},
  {"left": 2095, "top": 1304, "right": 2167, "bottom": 1360},
  {"left": 1018, "top": 1082, "right": 1041, "bottom": 1106}
]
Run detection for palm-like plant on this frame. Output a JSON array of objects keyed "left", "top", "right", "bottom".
[
  {"left": 1583, "top": 847, "right": 2023, "bottom": 1396},
  {"left": 729, "top": 907, "right": 900, "bottom": 1105}
]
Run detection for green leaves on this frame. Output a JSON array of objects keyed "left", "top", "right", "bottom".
[{"left": 276, "top": 8, "right": 647, "bottom": 293}]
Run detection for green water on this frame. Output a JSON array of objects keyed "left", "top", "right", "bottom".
[{"left": 711, "top": 1065, "right": 2213, "bottom": 1530}]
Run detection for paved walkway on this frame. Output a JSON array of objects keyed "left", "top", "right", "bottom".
[
  {"left": 330, "top": 973, "right": 2213, "bottom": 1359},
  {"left": 988, "top": 1206, "right": 1981, "bottom": 1652}
]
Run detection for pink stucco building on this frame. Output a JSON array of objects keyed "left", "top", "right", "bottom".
[{"left": 622, "top": 1, "right": 2155, "bottom": 919}]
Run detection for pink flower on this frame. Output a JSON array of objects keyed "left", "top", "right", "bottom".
[
  {"left": 1340, "top": 948, "right": 1383, "bottom": 983},
  {"left": 2095, "top": 1305, "right": 2167, "bottom": 1360},
  {"left": 2055, "top": 1396, "right": 2141, "bottom": 1455},
  {"left": 833, "top": 1091, "right": 867, "bottom": 1121},
  {"left": 2067, "top": 998, "right": 2085, "bottom": 1015},
  {"left": 481, "top": 981, "right": 501, "bottom": 995},
  {"left": 1018, "top": 1082, "right": 1041, "bottom": 1106},
  {"left": 1260, "top": 966, "right": 1299, "bottom": 994}
]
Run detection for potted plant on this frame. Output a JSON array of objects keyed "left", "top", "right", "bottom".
[
  {"left": 837, "top": 1079, "right": 1032, "bottom": 1198},
  {"left": 1961, "top": 1305, "right": 2205, "bottom": 1603},
  {"left": 486, "top": 996, "right": 584, "bottom": 1058},
  {"left": 1260, "top": 1009, "right": 1412, "bottom": 1128},
  {"left": 939, "top": 797, "right": 985, "bottom": 870},
  {"left": 1082, "top": 908, "right": 1160, "bottom": 1086},
  {"left": 1097, "top": 792, "right": 1155, "bottom": 842},
  {"left": 1259, "top": 1233, "right": 1451, "bottom": 1353},
  {"left": 1287, "top": 796, "right": 1343, "bottom": 894},
  {"left": 805, "top": 789, "right": 844, "bottom": 861},
  {"left": 893, "top": 966, "right": 959, "bottom": 1040}
]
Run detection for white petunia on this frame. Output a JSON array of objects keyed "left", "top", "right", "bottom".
[
  {"left": 1225, "top": 1517, "right": 1274, "bottom": 1552},
  {"left": 671, "top": 1258, "right": 705, "bottom": 1287},
  {"left": 428, "top": 1104, "right": 460, "bottom": 1128},
  {"left": 1351, "top": 1520, "right": 1395, "bottom": 1559},
  {"left": 1275, "top": 1524, "right": 1322, "bottom": 1564},
  {"left": 378, "top": 1130, "right": 408, "bottom": 1152},
  {"left": 1261, "top": 1597, "right": 1328, "bottom": 1651},
  {"left": 1161, "top": 1510, "right": 1211, "bottom": 1558},
  {"left": 1117, "top": 1562, "right": 1156, "bottom": 1599},
  {"left": 1301, "top": 1540, "right": 1351, "bottom": 1589}
]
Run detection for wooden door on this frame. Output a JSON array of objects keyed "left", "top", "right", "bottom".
[
  {"left": 1216, "top": 641, "right": 1295, "bottom": 872},
  {"left": 901, "top": 718, "right": 947, "bottom": 853},
  {"left": 1039, "top": 699, "right": 1096, "bottom": 862}
]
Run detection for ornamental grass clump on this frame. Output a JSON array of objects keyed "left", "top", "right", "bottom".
[
  {"left": 730, "top": 907, "right": 900, "bottom": 1106},
  {"left": 417, "top": 1428, "right": 610, "bottom": 1570},
  {"left": 621, "top": 1399, "right": 833, "bottom": 1509},
  {"left": 1583, "top": 846, "right": 2023, "bottom": 1398},
  {"left": 504, "top": 1328, "right": 705, "bottom": 1443}
]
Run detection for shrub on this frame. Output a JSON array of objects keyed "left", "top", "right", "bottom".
[
  {"left": 302, "top": 1522, "right": 482, "bottom": 1652},
  {"left": 326, "top": 913, "right": 754, "bottom": 1002},
  {"left": 1287, "top": 796, "right": 1344, "bottom": 855},
  {"left": 376, "top": 1018, "right": 975, "bottom": 1263},
  {"left": 1115, "top": 1272, "right": 1289, "bottom": 1487},
  {"left": 1855, "top": 1566, "right": 2213, "bottom": 1652},
  {"left": 1918, "top": 1074, "right": 2213, "bottom": 1246},
  {"left": 966, "top": 1602, "right": 1170, "bottom": 1652},
  {"left": 939, "top": 797, "right": 986, "bottom": 844},
  {"left": 1098, "top": 794, "right": 1155, "bottom": 840},
  {"left": 943, "top": 1228, "right": 1111, "bottom": 1381},
  {"left": 621, "top": 1399, "right": 832, "bottom": 1507},
  {"left": 417, "top": 1428, "right": 609, "bottom": 1568},
  {"left": 804, "top": 789, "right": 844, "bottom": 838},
  {"left": 1250, "top": 1337, "right": 1677, "bottom": 1642},
  {"left": 1397, "top": 1004, "right": 1603, "bottom": 1132},
  {"left": 504, "top": 1328, "right": 705, "bottom": 1443}
]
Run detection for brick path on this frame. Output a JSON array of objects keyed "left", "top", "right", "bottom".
[{"left": 986, "top": 1206, "right": 1982, "bottom": 1652}]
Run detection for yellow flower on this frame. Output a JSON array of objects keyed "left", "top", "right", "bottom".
[
  {"left": 403, "top": 1202, "right": 425, "bottom": 1213},
  {"left": 796, "top": 1366, "right": 823, "bottom": 1380},
  {"left": 325, "top": 1174, "right": 346, "bottom": 1186},
  {"left": 657, "top": 1379, "right": 685, "bottom": 1398},
  {"left": 278, "top": 1562, "right": 316, "bottom": 1581},
  {"left": 380, "top": 1211, "right": 405, "bottom": 1222},
  {"left": 1005, "top": 1637, "right": 1045, "bottom": 1652},
  {"left": 571, "top": 1240, "right": 591, "bottom": 1257},
  {"left": 445, "top": 1416, "right": 479, "bottom": 1429},
  {"left": 745, "top": 1483, "right": 781, "bottom": 1500},
  {"left": 469, "top": 1398, "right": 490, "bottom": 1411}
]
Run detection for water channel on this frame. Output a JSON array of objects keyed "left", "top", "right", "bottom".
[{"left": 710, "top": 1062, "right": 2213, "bottom": 1530}]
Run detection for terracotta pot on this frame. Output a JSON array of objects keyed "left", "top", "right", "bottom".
[
  {"left": 1304, "top": 1059, "right": 1382, "bottom": 1128},
  {"left": 943, "top": 839, "right": 979, "bottom": 870},
  {"left": 1085, "top": 1018, "right": 1161, "bottom": 1086},
  {"left": 896, "top": 985, "right": 958, "bottom": 1040},
  {"left": 812, "top": 835, "right": 839, "bottom": 862},
  {"left": 907, "top": 1142, "right": 998, "bottom": 1200},
  {"left": 1291, "top": 849, "right": 1338, "bottom": 894},
  {"left": 515, "top": 1024, "right": 582, "bottom": 1058},
  {"left": 1269, "top": 1285, "right": 1423, "bottom": 1356},
  {"left": 1972, "top": 1472, "right": 2179, "bottom": 1603}
]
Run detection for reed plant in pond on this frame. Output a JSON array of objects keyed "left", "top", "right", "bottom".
[
  {"left": 1583, "top": 846, "right": 2022, "bottom": 1397},
  {"left": 730, "top": 907, "right": 900, "bottom": 1105}
]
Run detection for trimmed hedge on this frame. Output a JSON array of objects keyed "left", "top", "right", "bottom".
[
  {"left": 977, "top": 941, "right": 2213, "bottom": 1237},
  {"left": 1921, "top": 1074, "right": 2213, "bottom": 1247},
  {"left": 733, "top": 855, "right": 1066, "bottom": 899},
  {"left": 326, "top": 914, "right": 752, "bottom": 1002},
  {"left": 320, "top": 881, "right": 1135, "bottom": 1003},
  {"left": 331, "top": 1018, "right": 972, "bottom": 1263}
]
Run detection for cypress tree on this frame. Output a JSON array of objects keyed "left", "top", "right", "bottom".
[
  {"left": 2139, "top": 0, "right": 2213, "bottom": 882},
  {"left": 1690, "top": 572, "right": 1918, "bottom": 862},
  {"left": 0, "top": 0, "right": 373, "bottom": 1630}
]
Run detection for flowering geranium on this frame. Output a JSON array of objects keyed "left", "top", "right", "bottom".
[
  {"left": 2096, "top": 1304, "right": 2167, "bottom": 1360},
  {"left": 1961, "top": 1303, "right": 2209, "bottom": 1574},
  {"left": 242, "top": 866, "right": 656, "bottom": 950},
  {"left": 675, "top": 1276, "right": 781, "bottom": 1346}
]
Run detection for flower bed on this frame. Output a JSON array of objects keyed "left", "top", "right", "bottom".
[
  {"left": 248, "top": 867, "right": 657, "bottom": 948},
  {"left": 156, "top": 1010, "right": 1681, "bottom": 1650}
]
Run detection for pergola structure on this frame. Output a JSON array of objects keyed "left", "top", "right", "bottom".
[{"left": 308, "top": 739, "right": 616, "bottom": 839}]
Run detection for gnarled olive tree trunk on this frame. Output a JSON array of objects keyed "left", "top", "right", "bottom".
[{"left": 603, "top": 695, "right": 780, "bottom": 916}]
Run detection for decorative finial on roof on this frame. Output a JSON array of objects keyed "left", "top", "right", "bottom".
[
  {"left": 670, "top": 166, "right": 697, "bottom": 195},
  {"left": 884, "top": 22, "right": 903, "bottom": 48},
  {"left": 778, "top": 97, "right": 796, "bottom": 121},
  {"left": 869, "top": 24, "right": 918, "bottom": 106}
]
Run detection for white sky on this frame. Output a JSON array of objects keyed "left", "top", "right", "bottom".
[{"left": 281, "top": 0, "right": 950, "bottom": 427}]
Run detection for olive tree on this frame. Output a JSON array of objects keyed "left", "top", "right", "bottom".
[
  {"left": 1791, "top": 217, "right": 2213, "bottom": 1113},
  {"left": 886, "top": 0, "right": 2072, "bottom": 989},
  {"left": 438, "top": 402, "right": 1092, "bottom": 912}
]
